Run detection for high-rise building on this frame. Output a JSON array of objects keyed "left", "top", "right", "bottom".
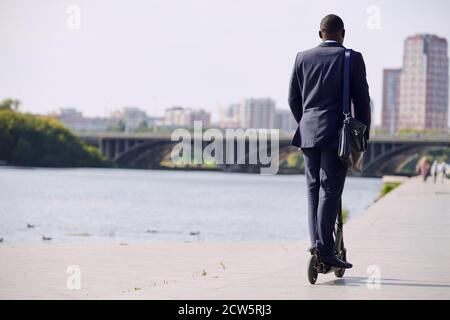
[
  {"left": 275, "top": 109, "right": 297, "bottom": 133},
  {"left": 52, "top": 108, "right": 108, "bottom": 132},
  {"left": 191, "top": 109, "right": 211, "bottom": 127},
  {"left": 111, "top": 107, "right": 151, "bottom": 132},
  {"left": 219, "top": 98, "right": 276, "bottom": 129},
  {"left": 240, "top": 98, "right": 276, "bottom": 129},
  {"left": 381, "top": 69, "right": 401, "bottom": 135},
  {"left": 164, "top": 107, "right": 211, "bottom": 127},
  {"left": 164, "top": 107, "right": 191, "bottom": 127},
  {"left": 397, "top": 34, "right": 449, "bottom": 132},
  {"left": 218, "top": 103, "right": 240, "bottom": 128}
]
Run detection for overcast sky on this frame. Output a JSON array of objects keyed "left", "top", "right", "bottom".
[{"left": 1, "top": 0, "right": 450, "bottom": 125}]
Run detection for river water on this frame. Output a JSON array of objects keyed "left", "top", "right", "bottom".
[{"left": 0, "top": 167, "right": 382, "bottom": 244}]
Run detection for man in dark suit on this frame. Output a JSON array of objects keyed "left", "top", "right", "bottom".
[{"left": 288, "top": 14, "right": 371, "bottom": 268}]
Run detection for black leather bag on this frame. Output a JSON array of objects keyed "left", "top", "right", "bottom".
[{"left": 338, "top": 49, "right": 367, "bottom": 172}]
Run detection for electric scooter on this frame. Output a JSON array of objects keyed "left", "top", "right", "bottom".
[{"left": 307, "top": 198, "right": 347, "bottom": 284}]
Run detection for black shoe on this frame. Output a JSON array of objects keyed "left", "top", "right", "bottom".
[
  {"left": 320, "top": 255, "right": 353, "bottom": 269},
  {"left": 307, "top": 245, "right": 317, "bottom": 253}
]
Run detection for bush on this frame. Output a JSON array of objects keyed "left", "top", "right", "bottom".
[
  {"left": 379, "top": 182, "right": 401, "bottom": 198},
  {"left": 342, "top": 207, "right": 349, "bottom": 224},
  {"left": 0, "top": 109, "right": 111, "bottom": 167}
]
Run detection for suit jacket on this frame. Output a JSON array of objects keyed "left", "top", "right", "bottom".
[{"left": 288, "top": 42, "right": 371, "bottom": 148}]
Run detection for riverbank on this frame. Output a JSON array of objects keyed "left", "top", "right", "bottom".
[
  {"left": 1, "top": 176, "right": 449, "bottom": 299},
  {"left": 0, "top": 168, "right": 380, "bottom": 244}
]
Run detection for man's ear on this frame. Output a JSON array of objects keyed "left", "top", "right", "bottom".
[{"left": 319, "top": 30, "right": 323, "bottom": 39}]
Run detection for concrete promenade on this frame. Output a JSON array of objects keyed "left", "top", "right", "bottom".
[{"left": 0, "top": 177, "right": 449, "bottom": 299}]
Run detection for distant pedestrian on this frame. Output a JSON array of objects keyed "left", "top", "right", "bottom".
[
  {"left": 431, "top": 160, "right": 438, "bottom": 184},
  {"left": 441, "top": 162, "right": 448, "bottom": 183},
  {"left": 416, "top": 157, "right": 431, "bottom": 182}
]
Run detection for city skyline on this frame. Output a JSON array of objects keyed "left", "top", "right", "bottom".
[
  {"left": 1, "top": 0, "right": 450, "bottom": 126},
  {"left": 382, "top": 33, "right": 449, "bottom": 133},
  {"left": 52, "top": 97, "right": 297, "bottom": 134},
  {"left": 398, "top": 34, "right": 448, "bottom": 131},
  {"left": 381, "top": 68, "right": 401, "bottom": 134}
]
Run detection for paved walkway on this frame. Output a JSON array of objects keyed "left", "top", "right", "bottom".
[{"left": 1, "top": 177, "right": 449, "bottom": 299}]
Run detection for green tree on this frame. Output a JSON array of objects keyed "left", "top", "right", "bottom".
[
  {"left": 135, "top": 120, "right": 149, "bottom": 133},
  {"left": 106, "top": 120, "right": 125, "bottom": 132},
  {"left": 0, "top": 98, "right": 20, "bottom": 111},
  {"left": 0, "top": 108, "right": 111, "bottom": 167}
]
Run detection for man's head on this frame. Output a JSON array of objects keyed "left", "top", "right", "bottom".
[{"left": 319, "top": 14, "right": 345, "bottom": 44}]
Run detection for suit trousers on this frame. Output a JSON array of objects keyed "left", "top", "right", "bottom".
[{"left": 302, "top": 147, "right": 347, "bottom": 256}]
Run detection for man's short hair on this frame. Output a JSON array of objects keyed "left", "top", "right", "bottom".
[{"left": 320, "top": 14, "right": 344, "bottom": 34}]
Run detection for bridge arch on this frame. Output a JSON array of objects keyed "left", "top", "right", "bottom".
[
  {"left": 79, "top": 133, "right": 450, "bottom": 177},
  {"left": 114, "top": 140, "right": 177, "bottom": 168},
  {"left": 363, "top": 141, "right": 450, "bottom": 177}
]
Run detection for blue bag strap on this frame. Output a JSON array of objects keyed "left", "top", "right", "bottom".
[{"left": 343, "top": 49, "right": 352, "bottom": 117}]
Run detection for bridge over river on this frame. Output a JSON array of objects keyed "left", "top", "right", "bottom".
[{"left": 79, "top": 132, "right": 450, "bottom": 177}]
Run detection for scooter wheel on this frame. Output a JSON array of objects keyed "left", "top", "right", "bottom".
[
  {"left": 307, "top": 255, "right": 318, "bottom": 284},
  {"left": 334, "top": 268, "right": 345, "bottom": 278},
  {"left": 334, "top": 251, "right": 346, "bottom": 278}
]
